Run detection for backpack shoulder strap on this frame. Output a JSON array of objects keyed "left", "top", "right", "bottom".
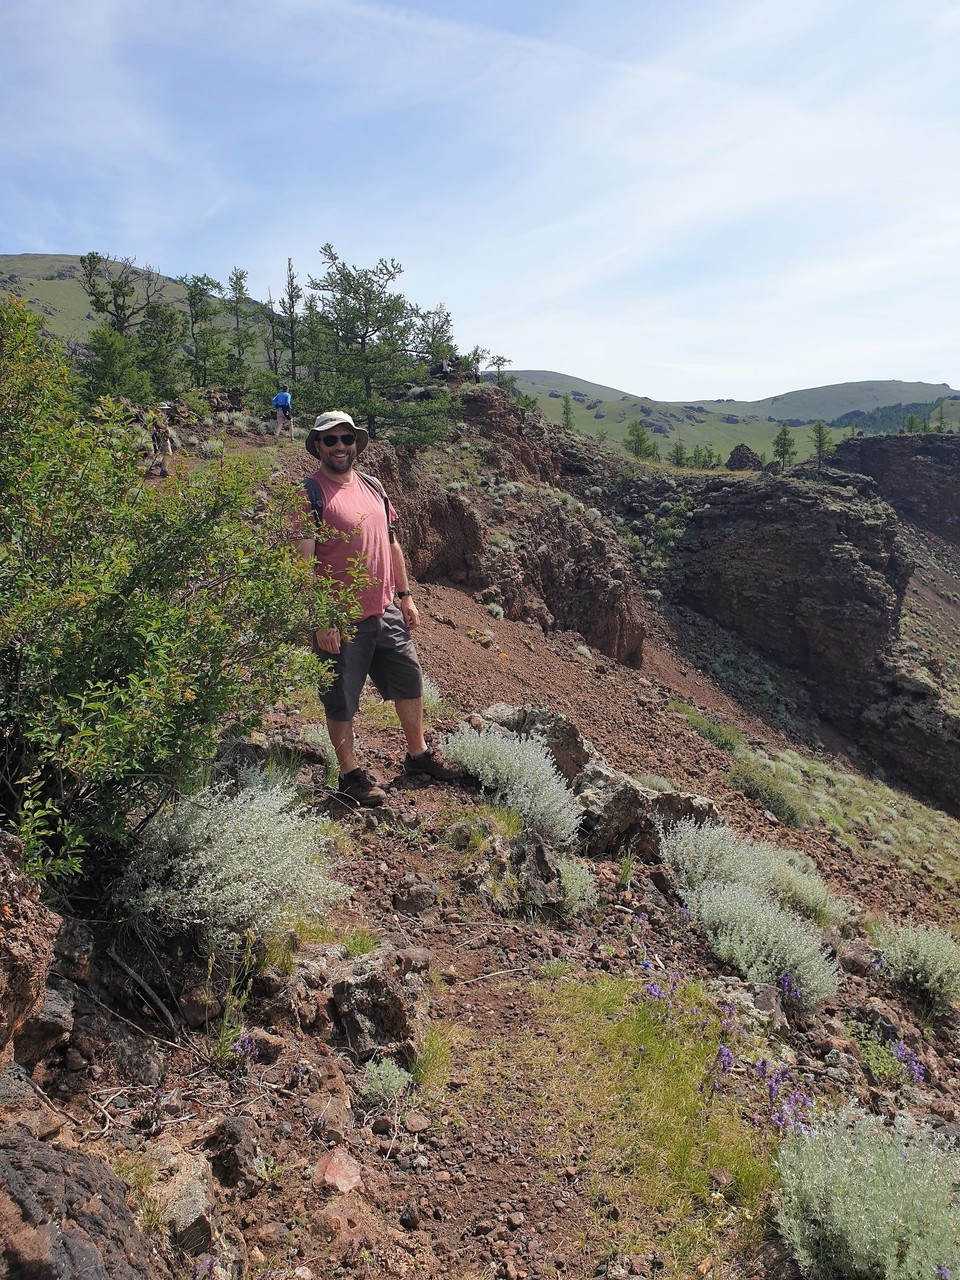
[
  {"left": 303, "top": 475, "right": 324, "bottom": 530},
  {"left": 357, "top": 470, "right": 395, "bottom": 543}
]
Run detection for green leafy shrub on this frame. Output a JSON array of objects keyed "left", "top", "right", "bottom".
[
  {"left": 440, "top": 726, "right": 580, "bottom": 848},
  {"left": 0, "top": 297, "right": 347, "bottom": 883},
  {"left": 875, "top": 922, "right": 960, "bottom": 1010},
  {"left": 776, "top": 1106, "right": 960, "bottom": 1278},
  {"left": 668, "top": 701, "right": 743, "bottom": 752},
  {"left": 112, "top": 770, "right": 348, "bottom": 950},
  {"left": 727, "top": 757, "right": 811, "bottom": 826},
  {"left": 691, "top": 882, "right": 837, "bottom": 1009}
]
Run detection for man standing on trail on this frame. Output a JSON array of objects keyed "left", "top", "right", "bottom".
[
  {"left": 272, "top": 385, "right": 293, "bottom": 443},
  {"left": 296, "top": 410, "right": 457, "bottom": 806}
]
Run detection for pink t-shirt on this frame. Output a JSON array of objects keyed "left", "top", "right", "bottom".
[{"left": 306, "top": 470, "right": 398, "bottom": 620}]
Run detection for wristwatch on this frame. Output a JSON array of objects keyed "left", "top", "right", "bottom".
[{"left": 397, "top": 589, "right": 413, "bottom": 599}]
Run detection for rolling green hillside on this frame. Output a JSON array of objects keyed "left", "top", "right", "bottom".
[
  {"left": 0, "top": 253, "right": 204, "bottom": 347},
  {"left": 512, "top": 369, "right": 960, "bottom": 465},
  {"left": 697, "top": 380, "right": 960, "bottom": 421}
]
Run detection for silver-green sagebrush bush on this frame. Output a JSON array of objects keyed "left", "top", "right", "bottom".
[
  {"left": 875, "top": 922, "right": 960, "bottom": 1009},
  {"left": 557, "top": 855, "right": 599, "bottom": 919},
  {"left": 114, "top": 771, "right": 348, "bottom": 950},
  {"left": 691, "top": 881, "right": 837, "bottom": 1009},
  {"left": 661, "top": 819, "right": 849, "bottom": 928},
  {"left": 440, "top": 726, "right": 581, "bottom": 848},
  {"left": 776, "top": 1106, "right": 960, "bottom": 1279}
]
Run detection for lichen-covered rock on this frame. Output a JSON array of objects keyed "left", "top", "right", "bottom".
[
  {"left": 482, "top": 704, "right": 592, "bottom": 781},
  {"left": 0, "top": 1131, "right": 174, "bottom": 1279},
  {"left": 331, "top": 946, "right": 430, "bottom": 1063},
  {"left": 573, "top": 759, "right": 719, "bottom": 862}
]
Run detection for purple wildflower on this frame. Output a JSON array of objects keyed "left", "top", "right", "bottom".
[
  {"left": 778, "top": 972, "right": 802, "bottom": 1006},
  {"left": 935, "top": 1266, "right": 951, "bottom": 1279},
  {"left": 718, "top": 1045, "right": 734, "bottom": 1074},
  {"left": 232, "top": 1034, "right": 259, "bottom": 1061},
  {"left": 894, "top": 1041, "right": 925, "bottom": 1083}
]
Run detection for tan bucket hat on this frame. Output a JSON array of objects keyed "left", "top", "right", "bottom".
[{"left": 305, "top": 411, "right": 369, "bottom": 459}]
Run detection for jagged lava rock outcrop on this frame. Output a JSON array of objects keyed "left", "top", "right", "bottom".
[
  {"left": 830, "top": 433, "right": 960, "bottom": 543},
  {"left": 671, "top": 474, "right": 911, "bottom": 697},
  {"left": 372, "top": 392, "right": 644, "bottom": 665}
]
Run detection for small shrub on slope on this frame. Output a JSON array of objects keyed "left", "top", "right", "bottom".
[
  {"left": 661, "top": 819, "right": 848, "bottom": 927},
  {"left": 557, "top": 855, "right": 599, "bottom": 918},
  {"left": 692, "top": 882, "right": 837, "bottom": 1010},
  {"left": 727, "top": 757, "right": 812, "bottom": 827},
  {"left": 440, "top": 726, "right": 580, "bottom": 848},
  {"left": 776, "top": 1106, "right": 960, "bottom": 1279},
  {"left": 875, "top": 922, "right": 960, "bottom": 1010},
  {"left": 668, "top": 701, "right": 743, "bottom": 752},
  {"left": 114, "top": 770, "right": 348, "bottom": 950}
]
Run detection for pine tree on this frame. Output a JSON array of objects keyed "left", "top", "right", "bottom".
[
  {"left": 773, "top": 424, "right": 798, "bottom": 471},
  {"left": 626, "top": 418, "right": 658, "bottom": 460},
  {"left": 561, "top": 393, "right": 575, "bottom": 432},
  {"left": 809, "top": 420, "right": 834, "bottom": 473}
]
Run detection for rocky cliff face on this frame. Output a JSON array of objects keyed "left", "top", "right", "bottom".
[
  {"left": 830, "top": 433, "right": 960, "bottom": 544},
  {"left": 669, "top": 474, "right": 912, "bottom": 698},
  {"left": 370, "top": 393, "right": 644, "bottom": 666}
]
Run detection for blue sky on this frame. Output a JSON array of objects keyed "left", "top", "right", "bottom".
[{"left": 3, "top": 0, "right": 960, "bottom": 400}]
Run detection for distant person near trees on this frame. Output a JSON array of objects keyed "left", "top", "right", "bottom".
[
  {"left": 146, "top": 403, "right": 174, "bottom": 478},
  {"left": 272, "top": 384, "right": 293, "bottom": 443},
  {"left": 295, "top": 411, "right": 458, "bottom": 806}
]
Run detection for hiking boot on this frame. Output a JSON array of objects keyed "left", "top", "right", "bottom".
[
  {"left": 337, "top": 767, "right": 386, "bottom": 807},
  {"left": 403, "top": 747, "right": 459, "bottom": 782}
]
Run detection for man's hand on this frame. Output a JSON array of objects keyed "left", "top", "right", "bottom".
[
  {"left": 315, "top": 627, "right": 341, "bottom": 654},
  {"left": 399, "top": 596, "right": 419, "bottom": 630}
]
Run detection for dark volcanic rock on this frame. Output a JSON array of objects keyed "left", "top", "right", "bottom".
[
  {"left": 672, "top": 474, "right": 911, "bottom": 698},
  {"left": 0, "top": 1132, "right": 173, "bottom": 1279},
  {"left": 830, "top": 433, "right": 960, "bottom": 543},
  {"left": 725, "top": 443, "right": 763, "bottom": 471}
]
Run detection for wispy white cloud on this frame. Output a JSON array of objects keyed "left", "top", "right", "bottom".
[{"left": 2, "top": 0, "right": 958, "bottom": 397}]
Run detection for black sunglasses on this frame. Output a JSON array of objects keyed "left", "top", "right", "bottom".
[{"left": 321, "top": 432, "right": 356, "bottom": 446}]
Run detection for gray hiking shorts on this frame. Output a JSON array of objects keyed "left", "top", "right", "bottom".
[{"left": 321, "top": 604, "right": 424, "bottom": 721}]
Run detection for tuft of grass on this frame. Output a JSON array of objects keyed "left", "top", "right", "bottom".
[
  {"left": 440, "top": 725, "right": 581, "bottom": 848},
  {"left": 668, "top": 701, "right": 743, "bottom": 752},
  {"left": 539, "top": 958, "right": 573, "bottom": 980},
  {"left": 776, "top": 1106, "right": 960, "bottom": 1279},
  {"left": 636, "top": 772, "right": 675, "bottom": 792},
  {"left": 297, "top": 920, "right": 380, "bottom": 957},
  {"left": 873, "top": 921, "right": 960, "bottom": 1011},
  {"left": 507, "top": 976, "right": 776, "bottom": 1275},
  {"left": 411, "top": 1022, "right": 461, "bottom": 1094},
  {"left": 727, "top": 757, "right": 812, "bottom": 826},
  {"left": 112, "top": 1153, "right": 167, "bottom": 1235}
]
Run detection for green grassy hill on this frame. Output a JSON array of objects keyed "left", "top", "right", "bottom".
[
  {"left": 697, "top": 380, "right": 960, "bottom": 421},
  {"left": 511, "top": 369, "right": 960, "bottom": 465},
  {"left": 0, "top": 253, "right": 203, "bottom": 348},
  {"left": 0, "top": 253, "right": 271, "bottom": 360}
]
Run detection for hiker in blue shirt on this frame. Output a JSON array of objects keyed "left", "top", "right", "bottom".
[{"left": 272, "top": 385, "right": 293, "bottom": 443}]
